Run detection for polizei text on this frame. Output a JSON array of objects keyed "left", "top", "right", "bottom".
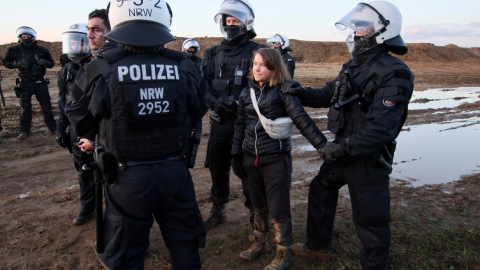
[{"left": 118, "top": 64, "right": 180, "bottom": 82}]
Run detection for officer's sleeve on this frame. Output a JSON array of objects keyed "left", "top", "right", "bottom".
[
  {"left": 231, "top": 88, "right": 248, "bottom": 156},
  {"left": 200, "top": 50, "right": 217, "bottom": 110},
  {"left": 184, "top": 62, "right": 202, "bottom": 129},
  {"left": 2, "top": 47, "right": 17, "bottom": 69},
  {"left": 66, "top": 77, "right": 111, "bottom": 140},
  {"left": 346, "top": 68, "right": 414, "bottom": 158},
  {"left": 283, "top": 91, "right": 326, "bottom": 148},
  {"left": 294, "top": 80, "right": 336, "bottom": 108},
  {"left": 57, "top": 66, "right": 69, "bottom": 132},
  {"left": 40, "top": 47, "right": 55, "bottom": 68}
]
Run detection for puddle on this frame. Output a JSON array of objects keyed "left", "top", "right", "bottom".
[
  {"left": 409, "top": 87, "right": 480, "bottom": 110},
  {"left": 392, "top": 116, "right": 480, "bottom": 186}
]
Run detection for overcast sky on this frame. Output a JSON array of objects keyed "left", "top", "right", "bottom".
[{"left": 0, "top": 0, "right": 479, "bottom": 48}]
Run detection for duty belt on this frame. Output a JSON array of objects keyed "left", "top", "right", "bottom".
[
  {"left": 20, "top": 78, "right": 45, "bottom": 83},
  {"left": 118, "top": 156, "right": 182, "bottom": 170}
]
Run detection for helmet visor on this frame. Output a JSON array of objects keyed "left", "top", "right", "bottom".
[
  {"left": 62, "top": 33, "right": 90, "bottom": 54},
  {"left": 214, "top": 0, "right": 254, "bottom": 30},
  {"left": 335, "top": 3, "right": 385, "bottom": 38}
]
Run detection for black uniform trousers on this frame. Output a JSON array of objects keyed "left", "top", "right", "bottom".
[
  {"left": 244, "top": 152, "right": 293, "bottom": 247},
  {"left": 102, "top": 160, "right": 205, "bottom": 270},
  {"left": 19, "top": 81, "right": 56, "bottom": 133},
  {"left": 70, "top": 129, "right": 95, "bottom": 215},
  {"left": 306, "top": 158, "right": 391, "bottom": 269},
  {"left": 207, "top": 118, "right": 252, "bottom": 210}
]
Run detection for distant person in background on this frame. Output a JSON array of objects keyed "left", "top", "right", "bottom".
[
  {"left": 182, "top": 38, "right": 202, "bottom": 71},
  {"left": 2, "top": 26, "right": 56, "bottom": 140},
  {"left": 267, "top": 34, "right": 295, "bottom": 78},
  {"left": 56, "top": 23, "right": 94, "bottom": 226},
  {"left": 282, "top": 1, "right": 415, "bottom": 269}
]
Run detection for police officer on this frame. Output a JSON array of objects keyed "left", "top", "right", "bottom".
[
  {"left": 182, "top": 38, "right": 202, "bottom": 71},
  {"left": 2, "top": 26, "right": 56, "bottom": 140},
  {"left": 201, "top": 0, "right": 267, "bottom": 234},
  {"left": 66, "top": 1, "right": 205, "bottom": 269},
  {"left": 283, "top": 2, "right": 415, "bottom": 269},
  {"left": 56, "top": 23, "right": 94, "bottom": 226},
  {"left": 267, "top": 34, "right": 296, "bottom": 78}
]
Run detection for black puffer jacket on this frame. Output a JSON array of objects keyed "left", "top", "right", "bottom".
[{"left": 232, "top": 81, "right": 326, "bottom": 157}]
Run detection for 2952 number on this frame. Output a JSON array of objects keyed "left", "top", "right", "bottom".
[{"left": 138, "top": 101, "right": 170, "bottom": 115}]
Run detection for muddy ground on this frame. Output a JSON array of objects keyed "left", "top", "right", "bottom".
[{"left": 0, "top": 56, "right": 480, "bottom": 269}]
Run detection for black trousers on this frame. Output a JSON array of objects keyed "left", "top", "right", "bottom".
[
  {"left": 19, "top": 81, "right": 56, "bottom": 133},
  {"left": 207, "top": 118, "right": 252, "bottom": 210},
  {"left": 244, "top": 153, "right": 293, "bottom": 246},
  {"left": 70, "top": 131, "right": 95, "bottom": 215},
  {"left": 102, "top": 160, "right": 205, "bottom": 270},
  {"left": 306, "top": 159, "right": 391, "bottom": 270}
]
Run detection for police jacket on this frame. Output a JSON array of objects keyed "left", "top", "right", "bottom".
[
  {"left": 2, "top": 42, "right": 54, "bottom": 80},
  {"left": 232, "top": 81, "right": 326, "bottom": 158},
  {"left": 57, "top": 57, "right": 90, "bottom": 134},
  {"left": 66, "top": 46, "right": 202, "bottom": 164},
  {"left": 201, "top": 34, "right": 267, "bottom": 113},
  {"left": 281, "top": 50, "right": 295, "bottom": 79},
  {"left": 295, "top": 45, "right": 414, "bottom": 160}
]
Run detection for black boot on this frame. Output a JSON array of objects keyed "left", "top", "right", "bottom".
[{"left": 203, "top": 202, "right": 226, "bottom": 230}]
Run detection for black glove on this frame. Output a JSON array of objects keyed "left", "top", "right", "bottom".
[
  {"left": 280, "top": 80, "right": 302, "bottom": 94},
  {"left": 317, "top": 141, "right": 345, "bottom": 163},
  {"left": 231, "top": 155, "right": 247, "bottom": 179},
  {"left": 37, "top": 59, "right": 48, "bottom": 66},
  {"left": 15, "top": 61, "right": 29, "bottom": 69},
  {"left": 56, "top": 131, "right": 68, "bottom": 148}
]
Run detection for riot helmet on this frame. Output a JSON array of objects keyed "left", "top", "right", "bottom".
[
  {"left": 62, "top": 23, "right": 90, "bottom": 63},
  {"left": 214, "top": 0, "right": 255, "bottom": 41},
  {"left": 182, "top": 39, "right": 200, "bottom": 58},
  {"left": 16, "top": 26, "right": 37, "bottom": 46},
  {"left": 106, "top": 0, "right": 175, "bottom": 48},
  {"left": 267, "top": 34, "right": 292, "bottom": 51},
  {"left": 335, "top": 1, "right": 407, "bottom": 58}
]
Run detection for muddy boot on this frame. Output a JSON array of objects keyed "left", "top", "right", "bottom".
[
  {"left": 248, "top": 209, "right": 255, "bottom": 242},
  {"left": 203, "top": 202, "right": 225, "bottom": 230},
  {"left": 291, "top": 243, "right": 331, "bottom": 260},
  {"left": 264, "top": 245, "right": 291, "bottom": 270},
  {"left": 239, "top": 231, "right": 268, "bottom": 260}
]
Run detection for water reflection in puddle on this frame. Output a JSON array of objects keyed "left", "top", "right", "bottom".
[
  {"left": 392, "top": 117, "right": 480, "bottom": 186},
  {"left": 392, "top": 87, "right": 480, "bottom": 186}
]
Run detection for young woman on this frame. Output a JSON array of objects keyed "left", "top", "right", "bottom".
[{"left": 231, "top": 48, "right": 327, "bottom": 270}]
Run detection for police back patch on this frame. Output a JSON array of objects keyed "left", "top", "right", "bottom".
[{"left": 383, "top": 99, "right": 396, "bottom": 107}]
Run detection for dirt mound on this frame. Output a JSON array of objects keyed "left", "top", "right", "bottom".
[{"left": 1, "top": 38, "right": 480, "bottom": 65}]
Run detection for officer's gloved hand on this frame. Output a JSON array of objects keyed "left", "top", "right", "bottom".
[
  {"left": 231, "top": 155, "right": 247, "bottom": 179},
  {"left": 56, "top": 130, "right": 68, "bottom": 148},
  {"left": 15, "top": 61, "right": 29, "bottom": 69},
  {"left": 280, "top": 80, "right": 301, "bottom": 94},
  {"left": 214, "top": 103, "right": 227, "bottom": 116},
  {"left": 37, "top": 59, "right": 48, "bottom": 66},
  {"left": 317, "top": 141, "right": 345, "bottom": 163}
]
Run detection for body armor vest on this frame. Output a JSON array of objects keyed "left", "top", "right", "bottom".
[
  {"left": 61, "top": 62, "right": 80, "bottom": 106},
  {"left": 92, "top": 48, "right": 190, "bottom": 162},
  {"left": 328, "top": 56, "right": 413, "bottom": 139},
  {"left": 16, "top": 45, "right": 48, "bottom": 79},
  {"left": 210, "top": 41, "right": 259, "bottom": 100}
]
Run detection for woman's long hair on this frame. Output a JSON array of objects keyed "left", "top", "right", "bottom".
[{"left": 249, "top": 47, "right": 291, "bottom": 87}]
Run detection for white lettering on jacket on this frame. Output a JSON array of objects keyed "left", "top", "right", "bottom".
[{"left": 118, "top": 64, "right": 179, "bottom": 82}]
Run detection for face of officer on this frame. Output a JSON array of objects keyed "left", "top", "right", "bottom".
[
  {"left": 87, "top": 17, "right": 109, "bottom": 51},
  {"left": 70, "top": 39, "right": 86, "bottom": 51},
  {"left": 21, "top": 34, "right": 32, "bottom": 40},
  {"left": 226, "top": 16, "right": 242, "bottom": 26}
]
